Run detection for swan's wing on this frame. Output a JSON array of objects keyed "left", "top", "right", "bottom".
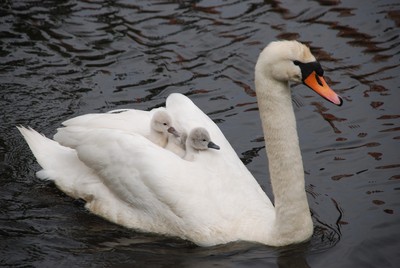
[
  {"left": 75, "top": 129, "right": 202, "bottom": 209},
  {"left": 54, "top": 121, "right": 151, "bottom": 148},
  {"left": 74, "top": 128, "right": 274, "bottom": 245},
  {"left": 166, "top": 93, "right": 228, "bottom": 146},
  {"left": 165, "top": 94, "right": 265, "bottom": 186},
  {"left": 75, "top": 130, "right": 252, "bottom": 218},
  {"left": 61, "top": 109, "right": 152, "bottom": 130},
  {"left": 74, "top": 129, "right": 221, "bottom": 236},
  {"left": 54, "top": 108, "right": 167, "bottom": 147},
  {"left": 166, "top": 93, "right": 246, "bottom": 161}
]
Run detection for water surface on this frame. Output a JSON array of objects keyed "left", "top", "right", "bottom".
[{"left": 1, "top": 0, "right": 399, "bottom": 267}]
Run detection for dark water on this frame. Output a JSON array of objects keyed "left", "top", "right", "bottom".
[{"left": 1, "top": 0, "right": 399, "bottom": 267}]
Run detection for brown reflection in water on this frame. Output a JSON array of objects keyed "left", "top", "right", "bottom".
[
  {"left": 370, "top": 101, "right": 384, "bottom": 109},
  {"left": 332, "top": 174, "right": 353, "bottom": 181},
  {"left": 326, "top": 22, "right": 388, "bottom": 55},
  {"left": 368, "top": 152, "right": 382, "bottom": 160},
  {"left": 186, "top": 89, "right": 212, "bottom": 96},
  {"left": 311, "top": 102, "right": 346, "bottom": 133},
  {"left": 383, "top": 209, "right": 394, "bottom": 214},
  {"left": 389, "top": 175, "right": 400, "bottom": 180},
  {"left": 353, "top": 65, "right": 399, "bottom": 81},
  {"left": 375, "top": 164, "right": 400, "bottom": 170},
  {"left": 372, "top": 54, "right": 392, "bottom": 62},
  {"left": 315, "top": 0, "right": 341, "bottom": 6},
  {"left": 379, "top": 126, "right": 400, "bottom": 133},
  {"left": 331, "top": 168, "right": 371, "bottom": 181},
  {"left": 236, "top": 101, "right": 259, "bottom": 113},
  {"left": 372, "top": 200, "right": 385, "bottom": 205},
  {"left": 310, "top": 5, "right": 399, "bottom": 67},
  {"left": 236, "top": 102, "right": 257, "bottom": 108},
  {"left": 330, "top": 7, "right": 354, "bottom": 17},
  {"left": 276, "top": 32, "right": 300, "bottom": 40},
  {"left": 219, "top": 32, "right": 249, "bottom": 43},
  {"left": 365, "top": 85, "right": 389, "bottom": 98},
  {"left": 190, "top": 3, "right": 220, "bottom": 15},
  {"left": 217, "top": 74, "right": 256, "bottom": 96},
  {"left": 269, "top": 0, "right": 291, "bottom": 20},
  {"left": 387, "top": 10, "right": 400, "bottom": 27},
  {"left": 377, "top": 115, "right": 400, "bottom": 120},
  {"left": 301, "top": 45, "right": 339, "bottom": 63}
]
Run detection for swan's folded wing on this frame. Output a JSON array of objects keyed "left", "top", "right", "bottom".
[
  {"left": 165, "top": 94, "right": 262, "bottom": 188},
  {"left": 74, "top": 128, "right": 274, "bottom": 244},
  {"left": 54, "top": 108, "right": 166, "bottom": 146},
  {"left": 74, "top": 129, "right": 212, "bottom": 220},
  {"left": 166, "top": 93, "right": 224, "bottom": 142},
  {"left": 60, "top": 108, "right": 165, "bottom": 131}
]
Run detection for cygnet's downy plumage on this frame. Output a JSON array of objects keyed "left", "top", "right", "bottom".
[{"left": 183, "top": 127, "right": 220, "bottom": 161}]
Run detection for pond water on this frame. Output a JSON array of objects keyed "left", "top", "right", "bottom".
[{"left": 1, "top": 0, "right": 399, "bottom": 267}]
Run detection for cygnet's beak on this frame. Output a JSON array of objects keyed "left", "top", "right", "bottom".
[
  {"left": 167, "top": 127, "right": 180, "bottom": 137},
  {"left": 303, "top": 71, "right": 343, "bottom": 106},
  {"left": 207, "top": 141, "right": 220, "bottom": 150}
]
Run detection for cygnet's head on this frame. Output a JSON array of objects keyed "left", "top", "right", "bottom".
[
  {"left": 187, "top": 127, "right": 220, "bottom": 151},
  {"left": 255, "top": 40, "right": 342, "bottom": 106},
  {"left": 151, "top": 110, "right": 180, "bottom": 137}
]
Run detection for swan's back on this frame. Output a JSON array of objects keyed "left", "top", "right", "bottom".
[
  {"left": 19, "top": 94, "right": 276, "bottom": 246},
  {"left": 54, "top": 107, "right": 169, "bottom": 148},
  {"left": 73, "top": 127, "right": 275, "bottom": 246},
  {"left": 166, "top": 94, "right": 267, "bottom": 187}
]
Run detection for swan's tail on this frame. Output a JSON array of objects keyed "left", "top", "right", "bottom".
[
  {"left": 17, "top": 126, "right": 94, "bottom": 199},
  {"left": 53, "top": 125, "right": 92, "bottom": 149},
  {"left": 17, "top": 126, "right": 154, "bottom": 230}
]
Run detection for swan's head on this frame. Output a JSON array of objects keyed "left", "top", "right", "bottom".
[
  {"left": 255, "top": 40, "right": 342, "bottom": 106},
  {"left": 188, "top": 127, "right": 220, "bottom": 151},
  {"left": 151, "top": 110, "right": 180, "bottom": 137}
]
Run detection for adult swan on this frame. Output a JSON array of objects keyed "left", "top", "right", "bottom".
[{"left": 18, "top": 40, "right": 342, "bottom": 247}]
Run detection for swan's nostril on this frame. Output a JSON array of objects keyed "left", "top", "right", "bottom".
[{"left": 315, "top": 73, "right": 323, "bottom": 87}]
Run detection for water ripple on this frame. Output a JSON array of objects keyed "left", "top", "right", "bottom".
[{"left": 1, "top": 0, "right": 400, "bottom": 267}]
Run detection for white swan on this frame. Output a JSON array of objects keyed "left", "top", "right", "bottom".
[
  {"left": 54, "top": 108, "right": 180, "bottom": 148},
  {"left": 18, "top": 40, "right": 342, "bottom": 247}
]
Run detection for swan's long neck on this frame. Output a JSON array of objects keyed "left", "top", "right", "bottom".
[{"left": 255, "top": 68, "right": 313, "bottom": 245}]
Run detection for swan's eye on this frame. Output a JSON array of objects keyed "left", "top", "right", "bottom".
[
  {"left": 292, "top": 60, "right": 324, "bottom": 80},
  {"left": 163, "top": 123, "right": 168, "bottom": 126}
]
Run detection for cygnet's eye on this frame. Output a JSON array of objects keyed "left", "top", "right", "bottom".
[
  {"left": 202, "top": 139, "right": 207, "bottom": 142},
  {"left": 163, "top": 122, "right": 168, "bottom": 126}
]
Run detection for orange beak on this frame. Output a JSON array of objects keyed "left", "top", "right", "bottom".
[{"left": 303, "top": 71, "right": 343, "bottom": 106}]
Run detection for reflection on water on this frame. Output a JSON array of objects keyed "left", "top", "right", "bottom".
[{"left": 1, "top": 0, "right": 399, "bottom": 267}]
